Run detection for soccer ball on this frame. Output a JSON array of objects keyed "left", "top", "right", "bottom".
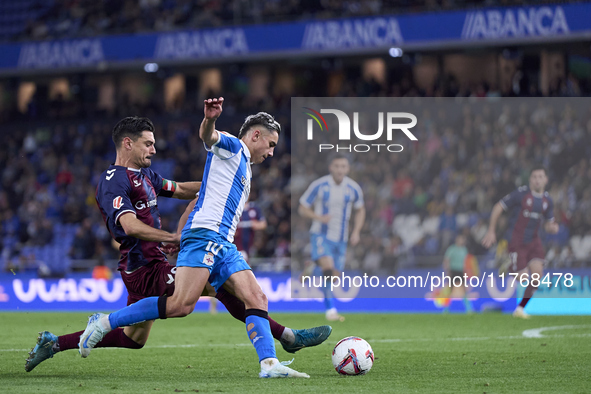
[{"left": 331, "top": 336, "right": 374, "bottom": 375}]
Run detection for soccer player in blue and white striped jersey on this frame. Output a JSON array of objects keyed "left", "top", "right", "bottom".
[
  {"left": 78, "top": 98, "right": 316, "bottom": 378},
  {"left": 26, "top": 115, "right": 330, "bottom": 373},
  {"left": 299, "top": 154, "right": 365, "bottom": 321}
]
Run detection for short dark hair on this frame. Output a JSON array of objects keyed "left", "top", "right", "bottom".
[
  {"left": 238, "top": 112, "right": 281, "bottom": 139},
  {"left": 328, "top": 153, "right": 350, "bottom": 165},
  {"left": 112, "top": 117, "right": 155, "bottom": 148},
  {"left": 530, "top": 165, "right": 546, "bottom": 175}
]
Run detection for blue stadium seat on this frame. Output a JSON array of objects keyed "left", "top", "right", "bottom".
[{"left": 0, "top": 0, "right": 54, "bottom": 42}]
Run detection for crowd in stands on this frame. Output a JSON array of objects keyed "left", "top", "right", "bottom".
[
  {"left": 290, "top": 98, "right": 591, "bottom": 275},
  {"left": 0, "top": 0, "right": 590, "bottom": 275},
  {"left": 2, "top": 70, "right": 591, "bottom": 276},
  {"left": 0, "top": 107, "right": 291, "bottom": 275},
  {"left": 0, "top": 0, "right": 582, "bottom": 43}
]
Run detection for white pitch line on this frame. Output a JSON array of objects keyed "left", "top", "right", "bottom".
[
  {"left": 1, "top": 343, "right": 254, "bottom": 353},
  {"left": 153, "top": 343, "right": 252, "bottom": 348},
  {"left": 3, "top": 326, "right": 590, "bottom": 353},
  {"left": 522, "top": 324, "right": 591, "bottom": 338}
]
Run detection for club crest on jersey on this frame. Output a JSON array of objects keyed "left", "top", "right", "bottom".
[
  {"left": 526, "top": 198, "right": 532, "bottom": 206},
  {"left": 203, "top": 252, "right": 215, "bottom": 266},
  {"left": 543, "top": 201, "right": 548, "bottom": 211},
  {"left": 113, "top": 196, "right": 123, "bottom": 210}
]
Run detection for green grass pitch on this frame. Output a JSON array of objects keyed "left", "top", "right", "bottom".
[{"left": 1, "top": 312, "right": 590, "bottom": 393}]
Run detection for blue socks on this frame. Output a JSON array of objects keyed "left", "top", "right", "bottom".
[
  {"left": 323, "top": 286, "right": 335, "bottom": 310},
  {"left": 108, "top": 297, "right": 160, "bottom": 329},
  {"left": 108, "top": 301, "right": 277, "bottom": 364},
  {"left": 322, "top": 269, "right": 335, "bottom": 310},
  {"left": 245, "top": 309, "right": 276, "bottom": 362}
]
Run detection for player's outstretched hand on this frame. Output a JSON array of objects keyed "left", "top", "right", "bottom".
[
  {"left": 481, "top": 230, "right": 496, "bottom": 249},
  {"left": 204, "top": 97, "right": 224, "bottom": 120},
  {"left": 318, "top": 214, "right": 331, "bottom": 224},
  {"left": 545, "top": 221, "right": 559, "bottom": 234},
  {"left": 161, "top": 243, "right": 180, "bottom": 256}
]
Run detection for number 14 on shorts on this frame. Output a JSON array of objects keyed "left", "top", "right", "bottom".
[{"left": 206, "top": 241, "right": 223, "bottom": 255}]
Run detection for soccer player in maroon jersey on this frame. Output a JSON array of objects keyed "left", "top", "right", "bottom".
[
  {"left": 482, "top": 167, "right": 559, "bottom": 318},
  {"left": 234, "top": 196, "right": 267, "bottom": 262},
  {"left": 25, "top": 116, "right": 330, "bottom": 371},
  {"left": 210, "top": 196, "right": 267, "bottom": 313}
]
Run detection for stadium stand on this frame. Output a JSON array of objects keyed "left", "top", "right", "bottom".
[{"left": 0, "top": 0, "right": 585, "bottom": 43}]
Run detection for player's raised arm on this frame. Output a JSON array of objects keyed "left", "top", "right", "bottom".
[{"left": 200, "top": 97, "right": 224, "bottom": 147}]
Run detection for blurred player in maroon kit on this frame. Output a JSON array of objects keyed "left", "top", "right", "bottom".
[
  {"left": 482, "top": 167, "right": 559, "bottom": 318},
  {"left": 234, "top": 196, "right": 267, "bottom": 262},
  {"left": 25, "top": 116, "right": 330, "bottom": 372},
  {"left": 210, "top": 196, "right": 267, "bottom": 313}
]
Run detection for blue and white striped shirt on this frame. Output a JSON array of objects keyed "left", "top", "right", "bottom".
[
  {"left": 299, "top": 175, "right": 364, "bottom": 243},
  {"left": 184, "top": 132, "right": 251, "bottom": 242}
]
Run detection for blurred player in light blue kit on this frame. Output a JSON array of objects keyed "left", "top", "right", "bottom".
[{"left": 299, "top": 154, "right": 365, "bottom": 321}]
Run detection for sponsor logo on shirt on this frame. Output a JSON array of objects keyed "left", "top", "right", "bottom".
[
  {"left": 135, "top": 199, "right": 157, "bottom": 210},
  {"left": 113, "top": 196, "right": 123, "bottom": 209},
  {"left": 522, "top": 210, "right": 541, "bottom": 219}
]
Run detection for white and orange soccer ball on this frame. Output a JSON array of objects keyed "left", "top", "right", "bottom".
[{"left": 331, "top": 336, "right": 374, "bottom": 375}]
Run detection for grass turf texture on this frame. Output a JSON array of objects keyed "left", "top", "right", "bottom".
[{"left": 1, "top": 312, "right": 590, "bottom": 393}]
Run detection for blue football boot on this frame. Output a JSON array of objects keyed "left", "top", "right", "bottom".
[
  {"left": 25, "top": 331, "right": 58, "bottom": 372},
  {"left": 281, "top": 325, "right": 332, "bottom": 353}
]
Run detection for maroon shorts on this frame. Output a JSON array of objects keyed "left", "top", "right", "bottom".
[
  {"left": 508, "top": 238, "right": 546, "bottom": 273},
  {"left": 120, "top": 261, "right": 176, "bottom": 305}
]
